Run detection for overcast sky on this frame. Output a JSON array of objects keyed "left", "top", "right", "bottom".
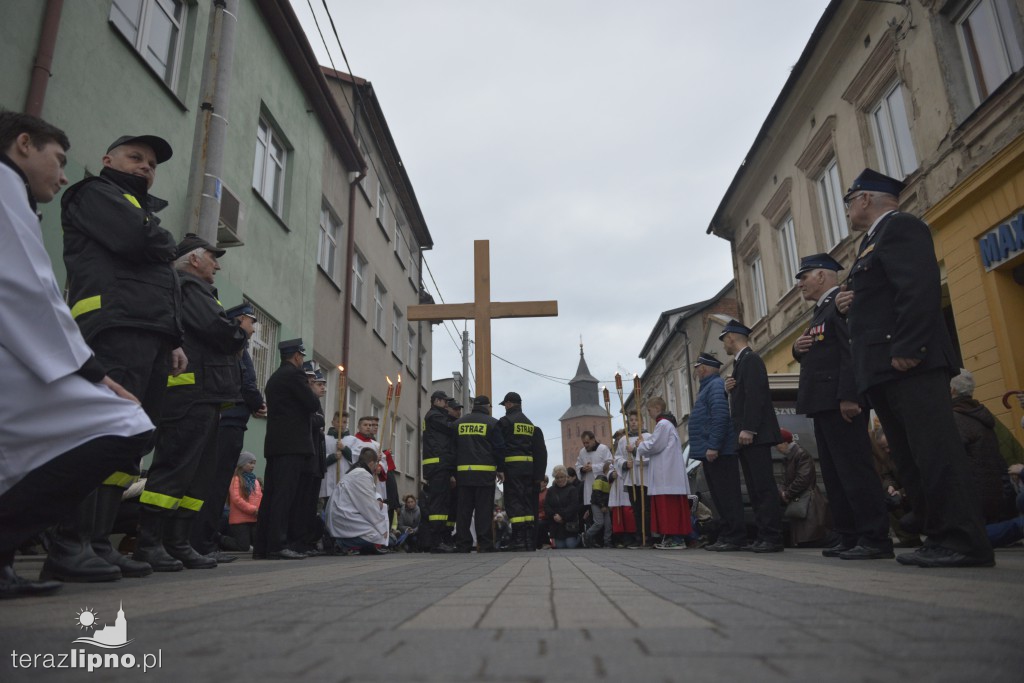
[{"left": 292, "top": 0, "right": 831, "bottom": 462}]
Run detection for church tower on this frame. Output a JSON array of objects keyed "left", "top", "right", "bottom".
[{"left": 558, "top": 345, "right": 613, "bottom": 468}]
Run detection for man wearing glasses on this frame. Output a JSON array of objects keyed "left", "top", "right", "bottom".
[{"left": 836, "top": 168, "right": 993, "bottom": 568}]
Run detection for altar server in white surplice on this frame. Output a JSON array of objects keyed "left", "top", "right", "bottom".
[{"left": 0, "top": 112, "right": 154, "bottom": 598}]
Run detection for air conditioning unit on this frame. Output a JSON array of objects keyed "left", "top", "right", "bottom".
[{"left": 217, "top": 182, "right": 245, "bottom": 248}]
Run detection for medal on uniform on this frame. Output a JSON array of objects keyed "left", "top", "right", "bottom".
[{"left": 809, "top": 322, "right": 825, "bottom": 341}]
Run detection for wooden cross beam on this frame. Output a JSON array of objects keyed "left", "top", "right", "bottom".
[{"left": 407, "top": 240, "right": 558, "bottom": 401}]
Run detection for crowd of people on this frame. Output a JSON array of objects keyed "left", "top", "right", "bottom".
[{"left": 1, "top": 111, "right": 1022, "bottom": 600}]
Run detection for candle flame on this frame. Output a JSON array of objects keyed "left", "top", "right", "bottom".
[
  {"left": 386, "top": 376, "right": 393, "bottom": 385},
  {"left": 338, "top": 365, "right": 344, "bottom": 372},
  {"left": 397, "top": 373, "right": 402, "bottom": 383}
]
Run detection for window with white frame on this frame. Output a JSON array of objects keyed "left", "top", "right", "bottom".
[
  {"left": 678, "top": 367, "right": 692, "bottom": 414},
  {"left": 667, "top": 378, "right": 677, "bottom": 416},
  {"left": 376, "top": 181, "right": 388, "bottom": 230},
  {"left": 395, "top": 222, "right": 407, "bottom": 267},
  {"left": 318, "top": 203, "right": 342, "bottom": 279},
  {"left": 390, "top": 418, "right": 400, "bottom": 470},
  {"left": 371, "top": 400, "right": 383, "bottom": 421},
  {"left": 392, "top": 305, "right": 402, "bottom": 350},
  {"left": 110, "top": 0, "right": 186, "bottom": 87},
  {"left": 243, "top": 298, "right": 279, "bottom": 393},
  {"left": 749, "top": 256, "right": 768, "bottom": 320},
  {"left": 407, "top": 325, "right": 416, "bottom": 368},
  {"left": 351, "top": 251, "right": 367, "bottom": 313},
  {"left": 776, "top": 215, "right": 799, "bottom": 284},
  {"left": 253, "top": 116, "right": 287, "bottom": 215},
  {"left": 347, "top": 384, "right": 361, "bottom": 420},
  {"left": 871, "top": 82, "right": 918, "bottom": 179},
  {"left": 816, "top": 159, "right": 848, "bottom": 249},
  {"left": 957, "top": 0, "right": 1024, "bottom": 105},
  {"left": 374, "top": 280, "right": 387, "bottom": 336},
  {"left": 405, "top": 426, "right": 415, "bottom": 474}
]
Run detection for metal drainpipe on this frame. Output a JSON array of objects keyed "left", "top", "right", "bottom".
[
  {"left": 187, "top": 0, "right": 239, "bottom": 244},
  {"left": 341, "top": 168, "right": 366, "bottom": 374},
  {"left": 24, "top": 0, "right": 64, "bottom": 117}
]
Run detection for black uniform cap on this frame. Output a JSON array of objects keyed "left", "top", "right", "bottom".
[
  {"left": 693, "top": 352, "right": 723, "bottom": 369},
  {"left": 795, "top": 253, "right": 844, "bottom": 279},
  {"left": 718, "top": 319, "right": 752, "bottom": 340},
  {"left": 176, "top": 232, "right": 226, "bottom": 259},
  {"left": 278, "top": 338, "right": 305, "bottom": 357},
  {"left": 106, "top": 134, "right": 173, "bottom": 164},
  {"left": 499, "top": 391, "right": 522, "bottom": 406},
  {"left": 844, "top": 168, "right": 906, "bottom": 200}
]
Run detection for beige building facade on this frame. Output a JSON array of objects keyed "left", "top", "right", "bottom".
[{"left": 708, "top": 0, "right": 1024, "bottom": 433}]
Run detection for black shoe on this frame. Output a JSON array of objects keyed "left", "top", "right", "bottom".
[
  {"left": 821, "top": 543, "right": 855, "bottom": 558},
  {"left": 267, "top": 549, "right": 306, "bottom": 560},
  {"left": 1, "top": 564, "right": 62, "bottom": 600},
  {"left": 205, "top": 551, "right": 237, "bottom": 564},
  {"left": 902, "top": 545, "right": 994, "bottom": 568},
  {"left": 133, "top": 511, "right": 184, "bottom": 572},
  {"left": 750, "top": 541, "right": 784, "bottom": 553},
  {"left": 838, "top": 545, "right": 895, "bottom": 560},
  {"left": 92, "top": 485, "right": 153, "bottom": 578},
  {"left": 431, "top": 543, "right": 455, "bottom": 554},
  {"left": 40, "top": 493, "right": 122, "bottom": 583},
  {"left": 704, "top": 541, "right": 744, "bottom": 552},
  {"left": 740, "top": 542, "right": 756, "bottom": 552}
]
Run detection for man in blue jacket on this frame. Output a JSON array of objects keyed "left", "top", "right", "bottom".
[{"left": 688, "top": 353, "right": 745, "bottom": 551}]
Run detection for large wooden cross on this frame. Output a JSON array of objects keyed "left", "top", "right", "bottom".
[{"left": 407, "top": 240, "right": 558, "bottom": 401}]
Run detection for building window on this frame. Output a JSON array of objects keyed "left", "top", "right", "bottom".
[
  {"left": 958, "top": 0, "right": 1024, "bottom": 104},
  {"left": 253, "top": 116, "right": 287, "bottom": 215},
  {"left": 407, "top": 325, "right": 416, "bottom": 368},
  {"left": 395, "top": 222, "right": 407, "bottom": 267},
  {"left": 243, "top": 299, "right": 279, "bottom": 393},
  {"left": 749, "top": 256, "right": 768, "bottom": 320},
  {"left": 371, "top": 400, "right": 383, "bottom": 420},
  {"left": 667, "top": 378, "right": 677, "bottom": 416},
  {"left": 390, "top": 419, "right": 401, "bottom": 471},
  {"left": 776, "top": 215, "right": 799, "bottom": 284},
  {"left": 351, "top": 251, "right": 367, "bottom": 313},
  {"left": 374, "top": 280, "right": 387, "bottom": 337},
  {"left": 376, "top": 181, "right": 388, "bottom": 230},
  {"left": 405, "top": 425, "right": 415, "bottom": 474},
  {"left": 392, "top": 305, "right": 403, "bottom": 349},
  {"left": 110, "top": 0, "right": 186, "bottom": 87},
  {"left": 347, "top": 384, "right": 361, "bottom": 419},
  {"left": 318, "top": 203, "right": 342, "bottom": 280},
  {"left": 816, "top": 159, "right": 847, "bottom": 249},
  {"left": 678, "top": 367, "right": 692, "bottom": 414},
  {"left": 871, "top": 83, "right": 918, "bottom": 179}
]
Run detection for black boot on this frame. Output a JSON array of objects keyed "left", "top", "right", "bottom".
[
  {"left": 39, "top": 491, "right": 122, "bottom": 583},
  {"left": 163, "top": 515, "right": 216, "bottom": 569},
  {"left": 91, "top": 485, "right": 152, "bottom": 578},
  {"left": 504, "top": 524, "right": 527, "bottom": 551},
  {"left": 133, "top": 510, "right": 183, "bottom": 572},
  {"left": 525, "top": 523, "right": 537, "bottom": 551},
  {"left": 1, "top": 551, "right": 62, "bottom": 599}
]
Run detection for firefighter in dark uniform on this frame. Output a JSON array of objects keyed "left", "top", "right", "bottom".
[
  {"left": 253, "top": 339, "right": 321, "bottom": 560},
  {"left": 46, "top": 134, "right": 184, "bottom": 582},
  {"left": 836, "top": 168, "right": 993, "bottom": 568},
  {"left": 191, "top": 303, "right": 265, "bottom": 558},
  {"left": 444, "top": 398, "right": 464, "bottom": 543},
  {"left": 134, "top": 234, "right": 250, "bottom": 571},
  {"left": 792, "top": 253, "right": 893, "bottom": 560},
  {"left": 496, "top": 391, "right": 536, "bottom": 551},
  {"left": 454, "top": 396, "right": 506, "bottom": 552},
  {"left": 530, "top": 424, "right": 548, "bottom": 551},
  {"left": 422, "top": 390, "right": 456, "bottom": 553}
]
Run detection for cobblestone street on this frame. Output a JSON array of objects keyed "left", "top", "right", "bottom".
[{"left": 3, "top": 548, "right": 1022, "bottom": 682}]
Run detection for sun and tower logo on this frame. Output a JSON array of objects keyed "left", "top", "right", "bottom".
[{"left": 74, "top": 602, "right": 133, "bottom": 648}]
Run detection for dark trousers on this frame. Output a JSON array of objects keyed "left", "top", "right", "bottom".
[
  {"left": 866, "top": 369, "right": 991, "bottom": 557},
  {"left": 254, "top": 454, "right": 304, "bottom": 555},
  {"left": 456, "top": 484, "right": 494, "bottom": 550},
  {"left": 701, "top": 454, "right": 747, "bottom": 544},
  {"left": 504, "top": 474, "right": 534, "bottom": 525},
  {"left": 144, "top": 403, "right": 219, "bottom": 518},
  {"left": 192, "top": 422, "right": 247, "bottom": 553},
  {"left": 628, "top": 484, "right": 652, "bottom": 542},
  {"left": 739, "top": 443, "right": 783, "bottom": 544},
  {"left": 90, "top": 328, "right": 175, "bottom": 482},
  {"left": 291, "top": 473, "right": 323, "bottom": 549},
  {"left": 813, "top": 410, "right": 891, "bottom": 548},
  {"left": 425, "top": 470, "right": 453, "bottom": 545},
  {"left": 0, "top": 433, "right": 151, "bottom": 561}
]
